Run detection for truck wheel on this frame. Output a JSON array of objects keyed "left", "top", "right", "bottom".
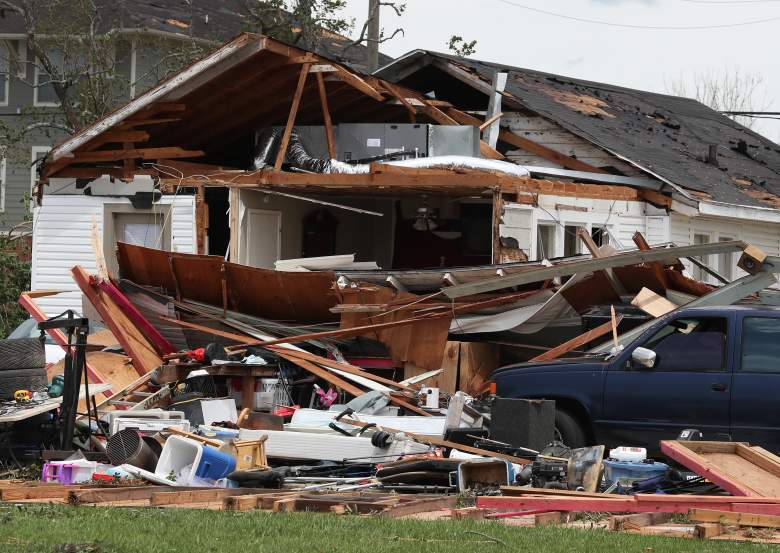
[{"left": 555, "top": 409, "right": 587, "bottom": 449}]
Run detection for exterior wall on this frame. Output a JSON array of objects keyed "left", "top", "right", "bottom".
[
  {"left": 31, "top": 194, "right": 195, "bottom": 316},
  {"left": 671, "top": 212, "right": 780, "bottom": 283},
  {"left": 502, "top": 112, "right": 643, "bottom": 175},
  {"left": 500, "top": 194, "right": 669, "bottom": 261}
]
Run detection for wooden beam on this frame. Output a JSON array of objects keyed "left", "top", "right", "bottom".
[
  {"left": 70, "top": 147, "right": 204, "bottom": 164},
  {"left": 316, "top": 72, "right": 337, "bottom": 159},
  {"left": 274, "top": 63, "right": 311, "bottom": 170},
  {"left": 329, "top": 66, "right": 385, "bottom": 102},
  {"left": 689, "top": 508, "right": 780, "bottom": 529},
  {"left": 638, "top": 188, "right": 673, "bottom": 208},
  {"left": 632, "top": 231, "right": 669, "bottom": 289},
  {"left": 480, "top": 112, "right": 503, "bottom": 131},
  {"left": 382, "top": 81, "right": 417, "bottom": 123},
  {"left": 530, "top": 316, "right": 623, "bottom": 362}
]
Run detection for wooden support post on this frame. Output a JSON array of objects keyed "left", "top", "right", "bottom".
[
  {"left": 633, "top": 231, "right": 669, "bottom": 288},
  {"left": 241, "top": 373, "right": 254, "bottom": 410},
  {"left": 315, "top": 72, "right": 337, "bottom": 159},
  {"left": 274, "top": 63, "right": 312, "bottom": 170},
  {"left": 492, "top": 191, "right": 503, "bottom": 264}
]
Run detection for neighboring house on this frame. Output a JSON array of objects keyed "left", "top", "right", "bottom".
[
  {"left": 376, "top": 51, "right": 780, "bottom": 283},
  {"left": 0, "top": 0, "right": 387, "bottom": 233},
  {"left": 30, "top": 33, "right": 780, "bottom": 319}
]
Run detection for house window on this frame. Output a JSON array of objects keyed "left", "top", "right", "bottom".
[
  {"left": 591, "top": 225, "right": 610, "bottom": 247},
  {"left": 692, "top": 232, "right": 711, "bottom": 282},
  {"left": 718, "top": 236, "right": 734, "bottom": 281},
  {"left": 563, "top": 225, "right": 582, "bottom": 257},
  {"left": 34, "top": 47, "right": 64, "bottom": 106},
  {"left": 536, "top": 223, "right": 556, "bottom": 260},
  {"left": 30, "top": 146, "right": 51, "bottom": 201}
]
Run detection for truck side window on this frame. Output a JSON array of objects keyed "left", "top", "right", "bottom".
[
  {"left": 741, "top": 317, "right": 780, "bottom": 373},
  {"left": 639, "top": 317, "right": 727, "bottom": 372}
]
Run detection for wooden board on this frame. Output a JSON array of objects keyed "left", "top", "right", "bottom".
[
  {"left": 631, "top": 287, "right": 677, "bottom": 317},
  {"left": 661, "top": 441, "right": 780, "bottom": 497}
]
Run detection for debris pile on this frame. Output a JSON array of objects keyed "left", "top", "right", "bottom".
[{"left": 0, "top": 237, "right": 779, "bottom": 543}]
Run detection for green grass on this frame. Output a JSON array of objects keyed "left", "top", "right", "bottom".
[{"left": 0, "top": 504, "right": 778, "bottom": 553}]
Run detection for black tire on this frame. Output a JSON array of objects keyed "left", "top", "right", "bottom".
[
  {"left": 0, "top": 368, "right": 48, "bottom": 400},
  {"left": 0, "top": 338, "right": 45, "bottom": 371},
  {"left": 555, "top": 409, "right": 588, "bottom": 449}
]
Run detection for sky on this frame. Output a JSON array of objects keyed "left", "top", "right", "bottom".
[{"left": 337, "top": 0, "right": 780, "bottom": 142}]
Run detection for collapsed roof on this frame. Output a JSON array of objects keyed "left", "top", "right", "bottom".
[{"left": 376, "top": 51, "right": 780, "bottom": 208}]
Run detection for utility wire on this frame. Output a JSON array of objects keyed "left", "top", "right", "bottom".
[{"left": 495, "top": 0, "right": 780, "bottom": 29}]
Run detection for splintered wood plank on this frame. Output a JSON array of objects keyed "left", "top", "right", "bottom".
[
  {"left": 150, "top": 488, "right": 265, "bottom": 506},
  {"left": 608, "top": 512, "right": 672, "bottom": 531},
  {"left": 1, "top": 485, "right": 92, "bottom": 501}
]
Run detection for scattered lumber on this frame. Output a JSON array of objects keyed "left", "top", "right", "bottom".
[{"left": 689, "top": 508, "right": 780, "bottom": 529}]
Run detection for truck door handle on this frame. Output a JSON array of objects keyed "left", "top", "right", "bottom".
[{"left": 711, "top": 383, "right": 728, "bottom": 392}]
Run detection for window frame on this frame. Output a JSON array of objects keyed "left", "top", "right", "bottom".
[
  {"left": 0, "top": 35, "right": 24, "bottom": 107},
  {"left": 635, "top": 315, "right": 729, "bottom": 373}
]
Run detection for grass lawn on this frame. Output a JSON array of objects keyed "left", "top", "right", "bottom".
[{"left": 0, "top": 504, "right": 779, "bottom": 553}]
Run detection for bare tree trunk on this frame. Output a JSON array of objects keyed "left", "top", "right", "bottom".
[{"left": 367, "top": 0, "right": 379, "bottom": 72}]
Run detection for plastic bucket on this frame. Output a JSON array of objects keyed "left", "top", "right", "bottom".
[
  {"left": 195, "top": 445, "right": 236, "bottom": 480},
  {"left": 155, "top": 435, "right": 204, "bottom": 485}
]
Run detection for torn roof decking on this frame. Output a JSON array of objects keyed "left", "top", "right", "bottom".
[
  {"left": 43, "top": 33, "right": 460, "bottom": 180},
  {"left": 377, "top": 51, "right": 780, "bottom": 209}
]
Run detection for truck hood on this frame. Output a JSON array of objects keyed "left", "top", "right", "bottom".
[{"left": 492, "top": 355, "right": 609, "bottom": 378}]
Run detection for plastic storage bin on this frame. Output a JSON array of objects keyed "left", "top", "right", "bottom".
[
  {"left": 42, "top": 460, "right": 100, "bottom": 484},
  {"left": 155, "top": 435, "right": 204, "bottom": 485},
  {"left": 195, "top": 445, "right": 236, "bottom": 480}
]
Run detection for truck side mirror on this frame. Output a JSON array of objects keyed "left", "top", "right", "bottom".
[{"left": 631, "top": 347, "right": 656, "bottom": 369}]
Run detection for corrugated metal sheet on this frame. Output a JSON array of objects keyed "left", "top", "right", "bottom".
[{"left": 31, "top": 194, "right": 195, "bottom": 316}]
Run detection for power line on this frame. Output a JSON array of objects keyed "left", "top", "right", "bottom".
[{"left": 494, "top": 0, "right": 780, "bottom": 29}]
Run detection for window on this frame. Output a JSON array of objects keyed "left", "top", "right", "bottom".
[
  {"left": 563, "top": 225, "right": 582, "bottom": 257},
  {"left": 741, "top": 317, "right": 780, "bottom": 373},
  {"left": 536, "top": 224, "right": 556, "bottom": 260},
  {"left": 30, "top": 146, "right": 50, "bottom": 199},
  {"left": 591, "top": 225, "right": 610, "bottom": 248},
  {"left": 639, "top": 316, "right": 727, "bottom": 372},
  {"left": 692, "top": 232, "right": 711, "bottom": 282},
  {"left": 718, "top": 236, "right": 735, "bottom": 281},
  {"left": 34, "top": 47, "right": 64, "bottom": 106}
]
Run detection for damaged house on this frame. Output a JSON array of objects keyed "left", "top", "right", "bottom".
[{"left": 28, "top": 33, "right": 780, "bottom": 388}]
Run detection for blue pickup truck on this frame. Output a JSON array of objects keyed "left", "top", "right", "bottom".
[{"left": 493, "top": 306, "right": 780, "bottom": 453}]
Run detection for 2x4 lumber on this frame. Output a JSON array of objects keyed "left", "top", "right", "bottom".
[
  {"left": 69, "top": 486, "right": 175, "bottom": 505},
  {"left": 530, "top": 316, "right": 623, "bottom": 362},
  {"left": 316, "top": 72, "right": 337, "bottom": 159},
  {"left": 476, "top": 496, "right": 780, "bottom": 515},
  {"left": 694, "top": 523, "right": 723, "bottom": 539},
  {"left": 632, "top": 231, "right": 669, "bottom": 288},
  {"left": 71, "top": 266, "right": 163, "bottom": 376},
  {"left": 84, "top": 130, "right": 150, "bottom": 148},
  {"left": 329, "top": 66, "right": 385, "bottom": 102},
  {"left": 689, "top": 508, "right": 780, "bottom": 529},
  {"left": 380, "top": 496, "right": 457, "bottom": 518},
  {"left": 274, "top": 63, "right": 312, "bottom": 170},
  {"left": 446, "top": 108, "right": 606, "bottom": 173},
  {"left": 1, "top": 485, "right": 90, "bottom": 501},
  {"left": 442, "top": 241, "right": 748, "bottom": 299},
  {"left": 150, "top": 488, "right": 269, "bottom": 506},
  {"left": 607, "top": 512, "right": 672, "bottom": 531},
  {"left": 577, "top": 227, "right": 628, "bottom": 297},
  {"left": 70, "top": 147, "right": 204, "bottom": 164}
]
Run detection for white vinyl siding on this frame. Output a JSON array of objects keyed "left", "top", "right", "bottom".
[{"left": 31, "top": 194, "right": 196, "bottom": 316}]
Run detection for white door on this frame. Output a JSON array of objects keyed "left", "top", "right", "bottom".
[{"left": 246, "top": 209, "right": 281, "bottom": 268}]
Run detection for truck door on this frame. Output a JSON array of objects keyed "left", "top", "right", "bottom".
[
  {"left": 731, "top": 315, "right": 780, "bottom": 452},
  {"left": 600, "top": 314, "right": 732, "bottom": 449}
]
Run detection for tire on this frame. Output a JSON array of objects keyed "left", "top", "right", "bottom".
[
  {"left": 0, "top": 338, "right": 46, "bottom": 371},
  {"left": 555, "top": 409, "right": 588, "bottom": 449},
  {"left": 0, "top": 368, "right": 48, "bottom": 400}
]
